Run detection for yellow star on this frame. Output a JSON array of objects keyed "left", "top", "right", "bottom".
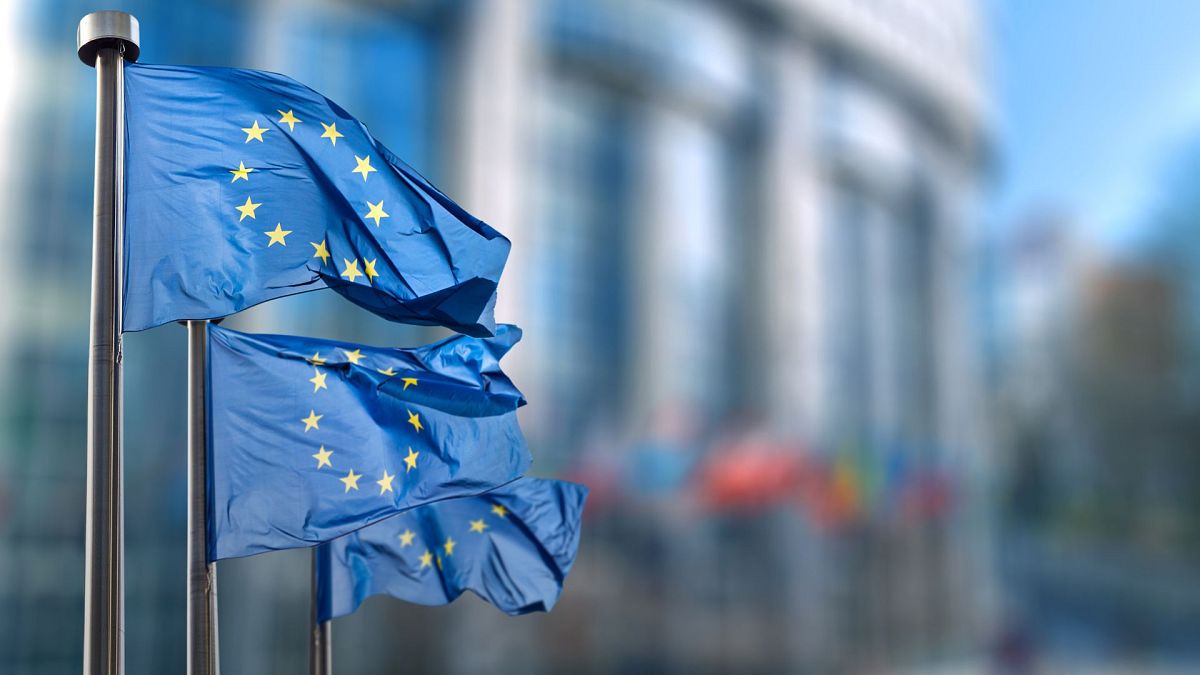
[
  {"left": 242, "top": 119, "right": 269, "bottom": 143},
  {"left": 403, "top": 447, "right": 419, "bottom": 472},
  {"left": 264, "top": 223, "right": 292, "bottom": 247},
  {"left": 376, "top": 470, "right": 395, "bottom": 495},
  {"left": 402, "top": 377, "right": 418, "bottom": 390},
  {"left": 308, "top": 352, "right": 327, "bottom": 366},
  {"left": 398, "top": 529, "right": 415, "bottom": 547},
  {"left": 436, "top": 554, "right": 443, "bottom": 570},
  {"left": 320, "top": 121, "right": 344, "bottom": 145},
  {"left": 443, "top": 537, "right": 456, "bottom": 556},
  {"left": 406, "top": 410, "right": 423, "bottom": 433},
  {"left": 490, "top": 504, "right": 508, "bottom": 518},
  {"left": 312, "top": 446, "right": 332, "bottom": 469},
  {"left": 419, "top": 550, "right": 433, "bottom": 568},
  {"left": 340, "top": 258, "right": 363, "bottom": 283},
  {"left": 277, "top": 109, "right": 301, "bottom": 132},
  {"left": 309, "top": 368, "right": 327, "bottom": 392},
  {"left": 302, "top": 410, "right": 322, "bottom": 432},
  {"left": 342, "top": 349, "right": 364, "bottom": 365},
  {"left": 311, "top": 240, "right": 330, "bottom": 265},
  {"left": 236, "top": 196, "right": 261, "bottom": 221},
  {"left": 340, "top": 469, "right": 361, "bottom": 492},
  {"left": 230, "top": 161, "right": 253, "bottom": 182},
  {"left": 377, "top": 367, "right": 396, "bottom": 377},
  {"left": 363, "top": 258, "right": 379, "bottom": 281},
  {"left": 469, "top": 519, "right": 487, "bottom": 533},
  {"left": 363, "top": 200, "right": 389, "bottom": 226},
  {"left": 352, "top": 155, "right": 377, "bottom": 181}
]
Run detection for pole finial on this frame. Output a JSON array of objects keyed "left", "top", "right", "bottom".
[{"left": 77, "top": 11, "right": 140, "bottom": 67}]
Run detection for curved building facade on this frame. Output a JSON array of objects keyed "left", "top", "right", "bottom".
[{"left": 455, "top": 0, "right": 992, "bottom": 670}]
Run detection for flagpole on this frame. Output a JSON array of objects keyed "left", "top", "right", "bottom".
[
  {"left": 77, "top": 12, "right": 139, "bottom": 675},
  {"left": 310, "top": 548, "right": 332, "bottom": 675},
  {"left": 187, "top": 320, "right": 219, "bottom": 674}
]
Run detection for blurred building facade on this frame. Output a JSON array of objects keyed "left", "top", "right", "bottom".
[
  {"left": 0, "top": 0, "right": 991, "bottom": 672},
  {"left": 461, "top": 0, "right": 992, "bottom": 669}
]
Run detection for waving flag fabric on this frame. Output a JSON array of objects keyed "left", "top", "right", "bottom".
[
  {"left": 316, "top": 478, "right": 587, "bottom": 621},
  {"left": 206, "top": 323, "right": 529, "bottom": 561},
  {"left": 123, "top": 63, "right": 509, "bottom": 335}
]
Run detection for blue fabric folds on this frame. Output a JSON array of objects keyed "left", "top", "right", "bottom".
[
  {"left": 316, "top": 478, "right": 587, "bottom": 621},
  {"left": 206, "top": 323, "right": 530, "bottom": 561},
  {"left": 124, "top": 63, "right": 509, "bottom": 335}
]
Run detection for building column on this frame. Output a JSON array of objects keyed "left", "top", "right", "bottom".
[
  {"left": 627, "top": 102, "right": 731, "bottom": 419},
  {"left": 758, "top": 38, "right": 843, "bottom": 672},
  {"left": 759, "top": 40, "right": 824, "bottom": 441},
  {"left": 453, "top": 0, "right": 537, "bottom": 377}
]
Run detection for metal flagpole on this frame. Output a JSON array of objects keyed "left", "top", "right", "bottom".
[
  {"left": 77, "top": 12, "right": 139, "bottom": 675},
  {"left": 188, "top": 320, "right": 219, "bottom": 674},
  {"left": 310, "top": 548, "right": 332, "bottom": 675}
]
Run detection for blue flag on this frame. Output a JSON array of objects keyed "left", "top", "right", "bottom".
[
  {"left": 206, "top": 323, "right": 530, "bottom": 561},
  {"left": 316, "top": 478, "right": 587, "bottom": 621},
  {"left": 124, "top": 63, "right": 510, "bottom": 336}
]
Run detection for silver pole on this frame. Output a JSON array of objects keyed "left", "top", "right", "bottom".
[
  {"left": 77, "top": 12, "right": 139, "bottom": 675},
  {"left": 310, "top": 548, "right": 332, "bottom": 675},
  {"left": 188, "top": 320, "right": 219, "bottom": 674}
]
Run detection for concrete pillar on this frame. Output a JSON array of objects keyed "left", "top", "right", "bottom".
[
  {"left": 759, "top": 40, "right": 824, "bottom": 440},
  {"left": 628, "top": 103, "right": 730, "bottom": 418}
]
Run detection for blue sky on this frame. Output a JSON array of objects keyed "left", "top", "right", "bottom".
[{"left": 987, "top": 0, "right": 1200, "bottom": 247}]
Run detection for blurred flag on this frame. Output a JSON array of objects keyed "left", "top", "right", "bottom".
[
  {"left": 123, "top": 63, "right": 510, "bottom": 335},
  {"left": 831, "top": 453, "right": 862, "bottom": 522},
  {"left": 206, "top": 323, "right": 530, "bottom": 561},
  {"left": 316, "top": 478, "right": 587, "bottom": 620},
  {"left": 693, "top": 438, "right": 808, "bottom": 512}
]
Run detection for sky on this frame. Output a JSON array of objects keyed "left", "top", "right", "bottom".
[{"left": 987, "top": 0, "right": 1200, "bottom": 248}]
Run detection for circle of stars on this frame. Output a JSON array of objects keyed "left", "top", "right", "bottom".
[
  {"left": 226, "top": 109, "right": 392, "bottom": 283},
  {"left": 295, "top": 345, "right": 424, "bottom": 502}
]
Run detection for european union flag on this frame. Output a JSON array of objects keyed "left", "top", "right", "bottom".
[
  {"left": 124, "top": 63, "right": 510, "bottom": 336},
  {"left": 316, "top": 478, "right": 587, "bottom": 621},
  {"left": 207, "top": 323, "right": 530, "bottom": 561}
]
